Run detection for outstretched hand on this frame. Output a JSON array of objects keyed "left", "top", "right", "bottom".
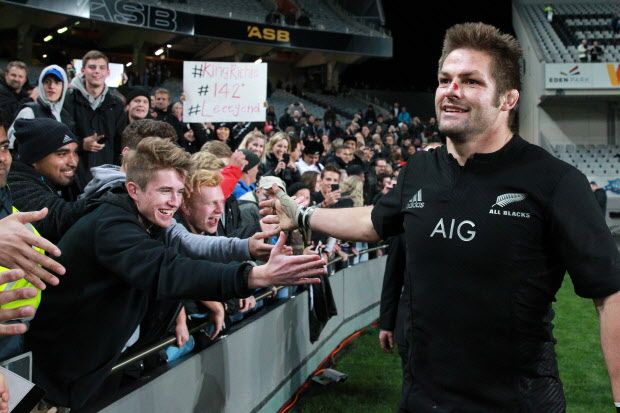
[
  {"left": 248, "top": 228, "right": 293, "bottom": 261},
  {"left": 248, "top": 232, "right": 325, "bottom": 288},
  {"left": 259, "top": 184, "right": 301, "bottom": 232},
  {"left": 0, "top": 209, "right": 65, "bottom": 290}
]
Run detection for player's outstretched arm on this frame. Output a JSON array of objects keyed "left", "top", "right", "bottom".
[
  {"left": 595, "top": 291, "right": 620, "bottom": 405},
  {"left": 260, "top": 185, "right": 380, "bottom": 242}
]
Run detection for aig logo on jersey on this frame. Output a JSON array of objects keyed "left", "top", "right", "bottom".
[
  {"left": 407, "top": 189, "right": 424, "bottom": 209},
  {"left": 489, "top": 193, "right": 531, "bottom": 218}
]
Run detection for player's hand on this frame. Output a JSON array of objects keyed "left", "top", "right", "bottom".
[{"left": 379, "top": 329, "right": 394, "bottom": 352}]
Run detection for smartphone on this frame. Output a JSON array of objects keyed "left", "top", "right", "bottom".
[{"left": 331, "top": 183, "right": 339, "bottom": 192}]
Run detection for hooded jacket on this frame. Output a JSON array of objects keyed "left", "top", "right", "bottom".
[
  {"left": 7, "top": 65, "right": 75, "bottom": 149},
  {"left": 63, "top": 75, "right": 127, "bottom": 181},
  {"left": 26, "top": 192, "right": 253, "bottom": 409}
]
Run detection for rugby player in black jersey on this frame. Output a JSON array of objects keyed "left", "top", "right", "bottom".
[{"left": 262, "top": 23, "right": 620, "bottom": 413}]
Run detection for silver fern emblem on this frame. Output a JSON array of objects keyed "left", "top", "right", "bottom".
[{"left": 492, "top": 193, "right": 527, "bottom": 208}]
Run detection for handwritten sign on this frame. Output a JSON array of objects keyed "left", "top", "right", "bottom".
[{"left": 183, "top": 61, "right": 267, "bottom": 122}]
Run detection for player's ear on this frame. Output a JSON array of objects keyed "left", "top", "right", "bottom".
[{"left": 501, "top": 89, "right": 519, "bottom": 112}]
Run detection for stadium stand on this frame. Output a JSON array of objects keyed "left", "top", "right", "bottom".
[
  {"left": 155, "top": 0, "right": 387, "bottom": 36},
  {"left": 517, "top": 2, "right": 620, "bottom": 62},
  {"left": 269, "top": 89, "right": 327, "bottom": 119},
  {"left": 156, "top": 0, "right": 270, "bottom": 23},
  {"left": 304, "top": 91, "right": 384, "bottom": 119},
  {"left": 514, "top": 1, "right": 620, "bottom": 230},
  {"left": 551, "top": 143, "right": 620, "bottom": 176}
]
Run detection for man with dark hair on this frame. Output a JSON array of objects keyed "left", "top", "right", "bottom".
[
  {"left": 0, "top": 61, "right": 35, "bottom": 129},
  {"left": 8, "top": 118, "right": 86, "bottom": 243},
  {"left": 26, "top": 137, "right": 325, "bottom": 410},
  {"left": 265, "top": 22, "right": 620, "bottom": 412},
  {"left": 311, "top": 165, "right": 346, "bottom": 209},
  {"left": 63, "top": 50, "right": 127, "bottom": 182},
  {"left": 296, "top": 140, "right": 324, "bottom": 175}
]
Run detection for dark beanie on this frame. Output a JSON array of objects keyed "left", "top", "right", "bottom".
[
  {"left": 303, "top": 140, "right": 323, "bottom": 155},
  {"left": 240, "top": 149, "right": 260, "bottom": 172},
  {"left": 15, "top": 118, "right": 78, "bottom": 165},
  {"left": 124, "top": 86, "right": 150, "bottom": 107},
  {"left": 287, "top": 182, "right": 310, "bottom": 197}
]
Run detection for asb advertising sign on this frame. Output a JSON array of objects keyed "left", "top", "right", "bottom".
[
  {"left": 546, "top": 63, "right": 620, "bottom": 89},
  {"left": 183, "top": 61, "right": 267, "bottom": 123}
]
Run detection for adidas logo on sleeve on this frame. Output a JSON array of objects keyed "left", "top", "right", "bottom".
[{"left": 407, "top": 189, "right": 425, "bottom": 209}]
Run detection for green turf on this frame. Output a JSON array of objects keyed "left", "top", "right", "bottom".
[
  {"left": 293, "top": 277, "right": 614, "bottom": 412},
  {"left": 291, "top": 326, "right": 402, "bottom": 412},
  {"left": 555, "top": 277, "right": 613, "bottom": 413}
]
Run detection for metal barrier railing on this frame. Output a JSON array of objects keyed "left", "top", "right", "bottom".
[{"left": 111, "top": 244, "right": 387, "bottom": 373}]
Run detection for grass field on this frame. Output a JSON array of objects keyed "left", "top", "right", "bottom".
[{"left": 293, "top": 277, "right": 613, "bottom": 412}]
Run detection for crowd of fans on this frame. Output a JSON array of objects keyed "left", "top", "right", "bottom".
[{"left": 0, "top": 50, "right": 443, "bottom": 412}]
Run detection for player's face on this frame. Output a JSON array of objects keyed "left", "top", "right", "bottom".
[{"left": 435, "top": 49, "right": 504, "bottom": 142}]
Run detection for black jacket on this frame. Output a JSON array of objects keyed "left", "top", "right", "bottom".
[
  {"left": 26, "top": 192, "right": 253, "bottom": 409},
  {"left": 0, "top": 77, "right": 32, "bottom": 129},
  {"left": 263, "top": 153, "right": 301, "bottom": 189},
  {"left": 7, "top": 160, "right": 87, "bottom": 243},
  {"left": 20, "top": 98, "right": 76, "bottom": 134},
  {"left": 166, "top": 116, "right": 208, "bottom": 154},
  {"left": 63, "top": 88, "right": 127, "bottom": 181},
  {"left": 218, "top": 195, "right": 261, "bottom": 239}
]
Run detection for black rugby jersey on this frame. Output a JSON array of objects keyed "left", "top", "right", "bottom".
[{"left": 372, "top": 135, "right": 620, "bottom": 413}]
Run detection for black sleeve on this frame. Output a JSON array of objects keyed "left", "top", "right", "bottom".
[
  {"left": 549, "top": 168, "right": 620, "bottom": 298},
  {"left": 371, "top": 163, "right": 407, "bottom": 239},
  {"left": 95, "top": 209, "right": 253, "bottom": 301},
  {"left": 191, "top": 123, "right": 208, "bottom": 148},
  {"left": 379, "top": 234, "right": 406, "bottom": 331},
  {"left": 9, "top": 174, "right": 88, "bottom": 243}
]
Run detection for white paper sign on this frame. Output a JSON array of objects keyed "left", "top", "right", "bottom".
[{"left": 182, "top": 61, "right": 267, "bottom": 122}]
